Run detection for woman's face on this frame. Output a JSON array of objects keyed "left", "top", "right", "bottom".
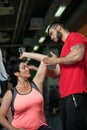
[{"left": 18, "top": 62, "right": 30, "bottom": 78}]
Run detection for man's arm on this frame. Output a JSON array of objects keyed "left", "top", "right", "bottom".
[
  {"left": 46, "top": 64, "right": 60, "bottom": 78},
  {"left": 43, "top": 44, "right": 85, "bottom": 65},
  {"left": 29, "top": 64, "right": 60, "bottom": 78}
]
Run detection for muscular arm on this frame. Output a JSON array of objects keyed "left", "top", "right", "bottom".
[
  {"left": 43, "top": 44, "right": 85, "bottom": 65},
  {"left": 57, "top": 44, "right": 85, "bottom": 64}
]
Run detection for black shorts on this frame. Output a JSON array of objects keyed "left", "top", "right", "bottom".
[{"left": 38, "top": 125, "right": 53, "bottom": 130}]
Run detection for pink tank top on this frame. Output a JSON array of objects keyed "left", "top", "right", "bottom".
[{"left": 11, "top": 82, "right": 47, "bottom": 130}]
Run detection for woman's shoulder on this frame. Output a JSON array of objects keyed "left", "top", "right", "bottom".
[
  {"left": 2, "top": 89, "right": 12, "bottom": 105},
  {"left": 4, "top": 89, "right": 12, "bottom": 96}
]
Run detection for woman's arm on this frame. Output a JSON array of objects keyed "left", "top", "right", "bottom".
[
  {"left": 28, "top": 65, "right": 38, "bottom": 71},
  {"left": 0, "top": 90, "right": 13, "bottom": 130},
  {"left": 20, "top": 52, "right": 48, "bottom": 62},
  {"left": 33, "top": 60, "right": 47, "bottom": 93},
  {"left": 0, "top": 90, "right": 24, "bottom": 130},
  {"left": 20, "top": 52, "right": 60, "bottom": 78},
  {"left": 20, "top": 52, "right": 48, "bottom": 92}
]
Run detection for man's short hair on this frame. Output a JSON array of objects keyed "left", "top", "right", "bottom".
[{"left": 48, "top": 20, "right": 67, "bottom": 33}]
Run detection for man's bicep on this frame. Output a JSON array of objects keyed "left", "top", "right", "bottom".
[
  {"left": 71, "top": 44, "right": 85, "bottom": 60},
  {"left": 71, "top": 44, "right": 85, "bottom": 51}
]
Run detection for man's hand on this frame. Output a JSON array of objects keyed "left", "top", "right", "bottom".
[{"left": 43, "top": 52, "right": 58, "bottom": 65}]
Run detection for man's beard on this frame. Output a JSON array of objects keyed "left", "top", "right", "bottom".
[{"left": 56, "top": 31, "right": 62, "bottom": 43}]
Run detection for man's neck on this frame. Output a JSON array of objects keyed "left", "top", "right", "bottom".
[{"left": 62, "top": 30, "right": 70, "bottom": 42}]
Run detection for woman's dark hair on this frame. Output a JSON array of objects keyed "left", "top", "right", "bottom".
[
  {"left": 48, "top": 20, "right": 67, "bottom": 33},
  {"left": 12, "top": 59, "right": 24, "bottom": 73},
  {"left": 8, "top": 58, "right": 25, "bottom": 86}
]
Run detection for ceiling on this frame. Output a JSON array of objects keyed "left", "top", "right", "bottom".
[{"left": 0, "top": 0, "right": 87, "bottom": 54}]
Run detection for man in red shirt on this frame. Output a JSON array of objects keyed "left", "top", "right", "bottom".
[{"left": 43, "top": 20, "right": 87, "bottom": 130}]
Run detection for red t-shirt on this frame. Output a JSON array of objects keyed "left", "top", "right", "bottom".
[{"left": 59, "top": 32, "right": 87, "bottom": 98}]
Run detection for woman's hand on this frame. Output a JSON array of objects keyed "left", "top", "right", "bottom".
[{"left": 20, "top": 52, "right": 27, "bottom": 59}]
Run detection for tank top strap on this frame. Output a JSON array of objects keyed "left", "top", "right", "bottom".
[{"left": 30, "top": 81, "right": 43, "bottom": 96}]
